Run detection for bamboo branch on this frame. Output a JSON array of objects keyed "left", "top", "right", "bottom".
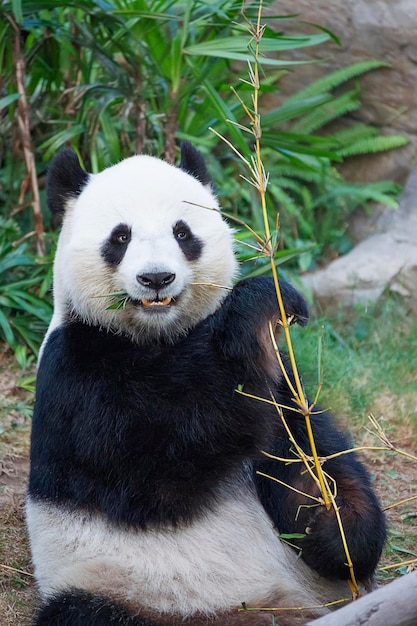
[
  {"left": 245, "top": 2, "right": 335, "bottom": 519},
  {"left": 231, "top": 0, "right": 360, "bottom": 595}
]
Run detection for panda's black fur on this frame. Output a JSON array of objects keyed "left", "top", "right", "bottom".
[{"left": 28, "top": 144, "right": 386, "bottom": 626}]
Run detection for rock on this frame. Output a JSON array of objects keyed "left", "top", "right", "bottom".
[
  {"left": 267, "top": 1, "right": 417, "bottom": 304},
  {"left": 270, "top": 0, "right": 417, "bottom": 184},
  {"left": 302, "top": 166, "right": 417, "bottom": 305}
]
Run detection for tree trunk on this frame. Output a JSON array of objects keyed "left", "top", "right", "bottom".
[
  {"left": 10, "top": 16, "right": 45, "bottom": 257},
  {"left": 164, "top": 98, "right": 177, "bottom": 164}
]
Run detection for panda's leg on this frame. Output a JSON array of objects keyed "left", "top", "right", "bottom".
[
  {"left": 32, "top": 589, "right": 153, "bottom": 626},
  {"left": 255, "top": 403, "right": 386, "bottom": 584},
  {"left": 32, "top": 591, "right": 326, "bottom": 626}
]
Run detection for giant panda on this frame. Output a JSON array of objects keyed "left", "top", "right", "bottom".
[{"left": 27, "top": 142, "right": 386, "bottom": 626}]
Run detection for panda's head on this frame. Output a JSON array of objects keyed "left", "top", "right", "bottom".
[{"left": 47, "top": 143, "right": 238, "bottom": 343}]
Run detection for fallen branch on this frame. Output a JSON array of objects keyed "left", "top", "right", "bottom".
[{"left": 307, "top": 571, "right": 417, "bottom": 626}]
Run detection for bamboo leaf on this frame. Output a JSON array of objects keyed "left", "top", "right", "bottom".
[
  {"left": 184, "top": 37, "right": 325, "bottom": 65},
  {"left": 0, "top": 93, "right": 21, "bottom": 110},
  {"left": 98, "top": 109, "right": 121, "bottom": 163},
  {"left": 0, "top": 249, "right": 34, "bottom": 274},
  {"left": 202, "top": 80, "right": 250, "bottom": 157},
  {"left": 261, "top": 94, "right": 333, "bottom": 127},
  {"left": 171, "top": 30, "right": 183, "bottom": 95},
  {"left": 300, "top": 21, "right": 342, "bottom": 46},
  {"left": 0, "top": 309, "right": 15, "bottom": 346},
  {"left": 262, "top": 132, "right": 341, "bottom": 159},
  {"left": 185, "top": 33, "right": 330, "bottom": 56},
  {"left": 11, "top": 0, "right": 23, "bottom": 24},
  {"left": 39, "top": 125, "right": 86, "bottom": 160}
]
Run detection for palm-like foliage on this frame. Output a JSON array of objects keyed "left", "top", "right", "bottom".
[
  {"left": 0, "top": 0, "right": 409, "bottom": 355},
  {"left": 0, "top": 218, "right": 53, "bottom": 357}
]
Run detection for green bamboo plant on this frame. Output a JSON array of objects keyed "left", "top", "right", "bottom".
[{"left": 0, "top": 0, "right": 409, "bottom": 358}]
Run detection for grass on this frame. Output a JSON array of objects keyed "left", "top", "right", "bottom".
[
  {"left": 289, "top": 292, "right": 417, "bottom": 433},
  {"left": 288, "top": 291, "right": 417, "bottom": 581},
  {"left": 0, "top": 354, "right": 36, "bottom": 626}
]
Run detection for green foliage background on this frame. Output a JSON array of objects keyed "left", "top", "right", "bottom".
[{"left": 0, "top": 0, "right": 409, "bottom": 358}]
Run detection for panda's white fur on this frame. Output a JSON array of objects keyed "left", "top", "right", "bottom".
[
  {"left": 44, "top": 154, "right": 237, "bottom": 349},
  {"left": 27, "top": 491, "right": 346, "bottom": 619},
  {"left": 28, "top": 145, "right": 385, "bottom": 626},
  {"left": 33, "top": 152, "right": 319, "bottom": 614}
]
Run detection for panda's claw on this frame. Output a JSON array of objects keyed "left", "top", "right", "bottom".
[{"left": 277, "top": 314, "right": 296, "bottom": 327}]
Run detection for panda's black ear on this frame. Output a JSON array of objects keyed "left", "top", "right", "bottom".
[
  {"left": 47, "top": 148, "right": 90, "bottom": 215},
  {"left": 179, "top": 141, "right": 214, "bottom": 188}
]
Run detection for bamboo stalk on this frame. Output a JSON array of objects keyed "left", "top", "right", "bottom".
[{"left": 9, "top": 16, "right": 45, "bottom": 257}]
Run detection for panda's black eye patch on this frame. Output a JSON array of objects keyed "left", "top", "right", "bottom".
[
  {"left": 101, "top": 223, "right": 131, "bottom": 266},
  {"left": 173, "top": 221, "right": 203, "bottom": 261},
  {"left": 114, "top": 231, "right": 130, "bottom": 244}
]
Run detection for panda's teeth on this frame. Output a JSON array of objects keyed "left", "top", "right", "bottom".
[{"left": 141, "top": 297, "right": 172, "bottom": 307}]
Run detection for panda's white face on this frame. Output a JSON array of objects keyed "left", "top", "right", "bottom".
[{"left": 52, "top": 153, "right": 238, "bottom": 342}]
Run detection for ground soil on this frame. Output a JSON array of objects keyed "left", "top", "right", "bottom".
[
  {"left": 1, "top": 352, "right": 416, "bottom": 626},
  {"left": 0, "top": 353, "right": 35, "bottom": 626}
]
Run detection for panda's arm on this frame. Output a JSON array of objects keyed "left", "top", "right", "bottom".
[
  {"left": 212, "top": 276, "right": 385, "bottom": 583},
  {"left": 211, "top": 276, "right": 308, "bottom": 370},
  {"left": 254, "top": 401, "right": 386, "bottom": 584}
]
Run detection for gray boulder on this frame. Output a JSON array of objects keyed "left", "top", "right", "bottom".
[{"left": 302, "top": 167, "right": 417, "bottom": 306}]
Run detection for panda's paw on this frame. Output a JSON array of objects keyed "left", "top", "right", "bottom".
[
  {"left": 212, "top": 276, "right": 309, "bottom": 369},
  {"left": 297, "top": 499, "right": 385, "bottom": 584},
  {"left": 232, "top": 276, "right": 309, "bottom": 327}
]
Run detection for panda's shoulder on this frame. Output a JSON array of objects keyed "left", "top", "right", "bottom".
[
  {"left": 38, "top": 322, "right": 133, "bottom": 376},
  {"left": 39, "top": 320, "right": 213, "bottom": 378}
]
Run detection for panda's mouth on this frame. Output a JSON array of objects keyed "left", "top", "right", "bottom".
[
  {"left": 130, "top": 296, "right": 174, "bottom": 309},
  {"left": 141, "top": 296, "right": 173, "bottom": 308}
]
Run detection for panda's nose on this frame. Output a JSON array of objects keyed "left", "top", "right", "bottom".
[{"left": 136, "top": 272, "right": 176, "bottom": 290}]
